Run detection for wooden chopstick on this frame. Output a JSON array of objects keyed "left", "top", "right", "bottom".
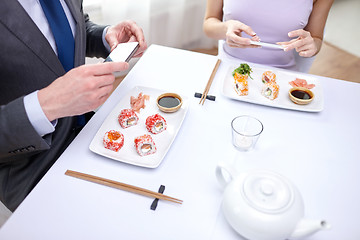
[
  {"left": 199, "top": 59, "right": 221, "bottom": 105},
  {"left": 65, "top": 170, "right": 183, "bottom": 204}
]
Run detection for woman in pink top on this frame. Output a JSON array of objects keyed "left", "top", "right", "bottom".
[{"left": 203, "top": 0, "right": 333, "bottom": 71}]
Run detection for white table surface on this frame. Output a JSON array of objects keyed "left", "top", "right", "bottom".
[{"left": 1, "top": 44, "right": 359, "bottom": 240}]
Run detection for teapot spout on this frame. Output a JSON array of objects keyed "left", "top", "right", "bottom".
[{"left": 289, "top": 219, "right": 330, "bottom": 239}]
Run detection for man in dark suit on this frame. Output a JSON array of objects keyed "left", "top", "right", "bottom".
[{"left": 0, "top": 0, "right": 147, "bottom": 211}]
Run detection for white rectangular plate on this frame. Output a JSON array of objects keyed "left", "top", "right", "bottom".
[
  {"left": 222, "top": 65, "right": 324, "bottom": 112},
  {"left": 89, "top": 86, "right": 189, "bottom": 168}
]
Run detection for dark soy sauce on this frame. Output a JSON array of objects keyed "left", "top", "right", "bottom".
[
  {"left": 158, "top": 96, "right": 180, "bottom": 108},
  {"left": 291, "top": 90, "right": 312, "bottom": 100}
]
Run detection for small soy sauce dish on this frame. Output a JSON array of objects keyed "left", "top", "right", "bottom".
[
  {"left": 156, "top": 93, "right": 183, "bottom": 113},
  {"left": 288, "top": 87, "right": 314, "bottom": 105}
]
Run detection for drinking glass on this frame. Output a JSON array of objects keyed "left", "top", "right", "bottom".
[{"left": 231, "top": 115, "right": 263, "bottom": 151}]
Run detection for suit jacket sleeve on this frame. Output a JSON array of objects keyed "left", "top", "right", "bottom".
[
  {"left": 0, "top": 98, "right": 51, "bottom": 162},
  {"left": 84, "top": 13, "right": 110, "bottom": 59}
]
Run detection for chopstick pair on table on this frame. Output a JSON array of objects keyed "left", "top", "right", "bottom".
[
  {"left": 198, "top": 59, "right": 221, "bottom": 105},
  {"left": 65, "top": 170, "right": 183, "bottom": 205}
]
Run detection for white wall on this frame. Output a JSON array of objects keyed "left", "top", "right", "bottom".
[{"left": 324, "top": 0, "right": 360, "bottom": 57}]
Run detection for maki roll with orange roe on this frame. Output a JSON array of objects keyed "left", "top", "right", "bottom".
[
  {"left": 234, "top": 72, "right": 249, "bottom": 96},
  {"left": 134, "top": 134, "right": 157, "bottom": 156},
  {"left": 232, "top": 63, "right": 252, "bottom": 96},
  {"left": 262, "top": 71, "right": 276, "bottom": 84},
  {"left": 103, "top": 130, "right": 124, "bottom": 152},
  {"left": 146, "top": 114, "right": 167, "bottom": 134},
  {"left": 118, "top": 109, "right": 139, "bottom": 128},
  {"left": 261, "top": 81, "right": 280, "bottom": 100}
]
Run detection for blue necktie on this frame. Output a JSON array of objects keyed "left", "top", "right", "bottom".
[
  {"left": 40, "top": 1, "right": 87, "bottom": 127},
  {"left": 39, "top": 0, "right": 75, "bottom": 72}
]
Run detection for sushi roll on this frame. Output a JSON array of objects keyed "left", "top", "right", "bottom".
[
  {"left": 134, "top": 134, "right": 157, "bottom": 156},
  {"left": 261, "top": 81, "right": 280, "bottom": 100},
  {"left": 232, "top": 63, "right": 253, "bottom": 80},
  {"left": 262, "top": 71, "right": 276, "bottom": 84},
  {"left": 103, "top": 130, "right": 124, "bottom": 152},
  {"left": 145, "top": 114, "right": 167, "bottom": 134},
  {"left": 232, "top": 63, "right": 252, "bottom": 96},
  {"left": 234, "top": 72, "right": 249, "bottom": 96},
  {"left": 118, "top": 109, "right": 139, "bottom": 128}
]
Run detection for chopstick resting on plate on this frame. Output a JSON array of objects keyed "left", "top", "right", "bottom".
[
  {"left": 199, "top": 59, "right": 221, "bottom": 105},
  {"left": 65, "top": 170, "right": 183, "bottom": 204}
]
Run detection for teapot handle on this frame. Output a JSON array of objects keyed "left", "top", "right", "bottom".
[{"left": 215, "top": 161, "right": 237, "bottom": 189}]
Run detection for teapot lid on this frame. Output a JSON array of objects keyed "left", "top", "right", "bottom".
[{"left": 242, "top": 171, "right": 294, "bottom": 214}]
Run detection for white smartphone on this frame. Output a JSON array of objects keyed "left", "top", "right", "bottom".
[
  {"left": 104, "top": 42, "right": 140, "bottom": 63},
  {"left": 249, "top": 40, "right": 284, "bottom": 50}
]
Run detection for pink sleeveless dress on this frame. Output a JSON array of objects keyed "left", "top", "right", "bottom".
[{"left": 222, "top": 0, "right": 313, "bottom": 70}]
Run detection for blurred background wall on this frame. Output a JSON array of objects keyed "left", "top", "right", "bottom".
[{"left": 325, "top": 0, "right": 360, "bottom": 57}]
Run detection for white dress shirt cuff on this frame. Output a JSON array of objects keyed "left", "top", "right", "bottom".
[
  {"left": 23, "top": 91, "right": 56, "bottom": 136},
  {"left": 102, "top": 26, "right": 111, "bottom": 52}
]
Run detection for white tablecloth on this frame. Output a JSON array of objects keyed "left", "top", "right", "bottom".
[{"left": 0, "top": 45, "right": 359, "bottom": 240}]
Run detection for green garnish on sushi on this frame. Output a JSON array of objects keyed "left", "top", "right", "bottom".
[{"left": 232, "top": 63, "right": 253, "bottom": 79}]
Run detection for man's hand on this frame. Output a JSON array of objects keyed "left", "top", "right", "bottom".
[
  {"left": 38, "top": 62, "right": 128, "bottom": 122},
  {"left": 105, "top": 20, "right": 147, "bottom": 57}
]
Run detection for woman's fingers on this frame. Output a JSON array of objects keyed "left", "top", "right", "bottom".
[{"left": 225, "top": 20, "right": 259, "bottom": 48}]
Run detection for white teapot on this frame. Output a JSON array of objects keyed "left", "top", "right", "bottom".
[{"left": 216, "top": 162, "right": 330, "bottom": 240}]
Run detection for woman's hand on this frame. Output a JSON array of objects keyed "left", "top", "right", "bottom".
[
  {"left": 224, "top": 20, "right": 260, "bottom": 48},
  {"left": 278, "top": 29, "right": 320, "bottom": 57},
  {"left": 105, "top": 20, "right": 147, "bottom": 58}
]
